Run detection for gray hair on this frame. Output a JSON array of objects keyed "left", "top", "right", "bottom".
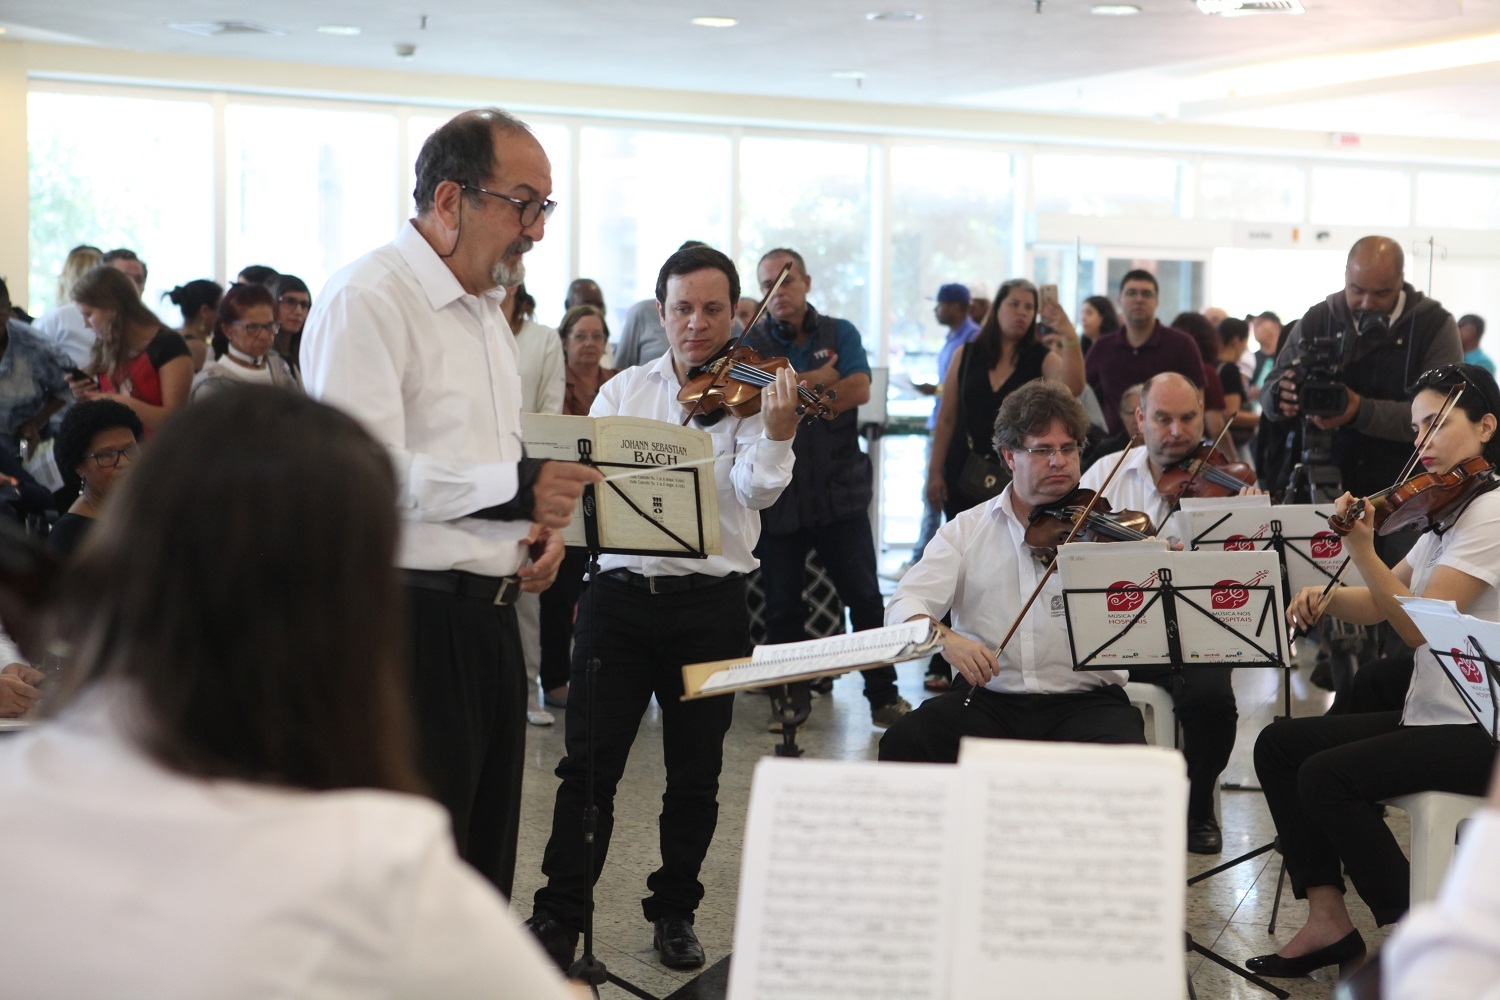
[{"left": 994, "top": 379, "right": 1089, "bottom": 454}]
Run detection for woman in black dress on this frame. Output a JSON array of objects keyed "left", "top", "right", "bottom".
[{"left": 926, "top": 278, "right": 1084, "bottom": 519}]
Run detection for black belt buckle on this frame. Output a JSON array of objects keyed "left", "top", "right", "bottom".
[{"left": 493, "top": 576, "right": 521, "bottom": 606}]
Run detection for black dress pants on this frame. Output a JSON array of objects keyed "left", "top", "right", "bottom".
[
  {"left": 1253, "top": 712, "right": 1494, "bottom": 926},
  {"left": 755, "top": 514, "right": 898, "bottom": 708},
  {"left": 1130, "top": 666, "right": 1238, "bottom": 823},
  {"left": 405, "top": 585, "right": 526, "bottom": 898},
  {"left": 878, "top": 684, "right": 1146, "bottom": 762},
  {"left": 533, "top": 574, "right": 746, "bottom": 930}
]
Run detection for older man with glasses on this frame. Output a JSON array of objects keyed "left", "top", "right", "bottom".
[{"left": 302, "top": 107, "right": 602, "bottom": 899}]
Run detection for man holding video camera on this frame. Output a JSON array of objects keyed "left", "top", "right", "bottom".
[{"left": 1261, "top": 236, "right": 1461, "bottom": 502}]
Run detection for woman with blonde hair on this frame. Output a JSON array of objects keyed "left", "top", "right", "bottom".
[
  {"left": 34, "top": 244, "right": 103, "bottom": 367},
  {"left": 67, "top": 266, "right": 192, "bottom": 431}
]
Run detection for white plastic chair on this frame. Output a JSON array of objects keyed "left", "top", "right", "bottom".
[
  {"left": 1382, "top": 791, "right": 1486, "bottom": 905},
  {"left": 1125, "top": 681, "right": 1221, "bottom": 826}
]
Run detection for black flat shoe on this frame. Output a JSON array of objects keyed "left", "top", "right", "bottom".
[
  {"left": 1245, "top": 929, "right": 1365, "bottom": 978},
  {"left": 653, "top": 914, "right": 706, "bottom": 969}
]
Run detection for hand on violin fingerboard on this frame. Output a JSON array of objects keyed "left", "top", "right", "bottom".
[{"left": 759, "top": 367, "right": 802, "bottom": 441}]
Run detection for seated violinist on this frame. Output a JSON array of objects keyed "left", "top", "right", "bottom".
[
  {"left": 878, "top": 379, "right": 1147, "bottom": 764},
  {"left": 525, "top": 246, "right": 799, "bottom": 974},
  {"left": 1245, "top": 363, "right": 1500, "bottom": 979},
  {"left": 1078, "top": 371, "right": 1254, "bottom": 855}
]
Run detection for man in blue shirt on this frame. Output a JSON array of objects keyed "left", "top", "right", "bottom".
[
  {"left": 911, "top": 284, "right": 979, "bottom": 562},
  {"left": 1460, "top": 314, "right": 1493, "bottom": 373},
  {"left": 745, "top": 248, "right": 911, "bottom": 728}
]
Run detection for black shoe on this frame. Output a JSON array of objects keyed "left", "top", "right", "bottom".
[
  {"left": 1187, "top": 817, "right": 1222, "bottom": 855},
  {"left": 523, "top": 910, "right": 578, "bottom": 972},
  {"left": 809, "top": 676, "right": 834, "bottom": 695},
  {"left": 1245, "top": 929, "right": 1365, "bottom": 978},
  {"left": 652, "top": 914, "right": 705, "bottom": 969}
]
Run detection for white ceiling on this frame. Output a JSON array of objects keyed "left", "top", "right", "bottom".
[{"left": 8, "top": 0, "right": 1500, "bottom": 142}]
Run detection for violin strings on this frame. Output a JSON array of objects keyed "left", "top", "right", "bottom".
[{"left": 722, "top": 362, "right": 826, "bottom": 405}]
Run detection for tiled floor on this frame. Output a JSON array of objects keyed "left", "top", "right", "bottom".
[{"left": 512, "top": 599, "right": 1398, "bottom": 999}]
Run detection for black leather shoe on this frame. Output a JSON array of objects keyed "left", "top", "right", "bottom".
[
  {"left": 652, "top": 914, "right": 706, "bottom": 969},
  {"left": 1187, "top": 817, "right": 1222, "bottom": 855},
  {"left": 1245, "top": 929, "right": 1365, "bottom": 978},
  {"left": 523, "top": 910, "right": 578, "bottom": 972}
]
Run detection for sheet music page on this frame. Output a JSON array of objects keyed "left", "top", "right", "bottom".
[
  {"left": 951, "top": 740, "right": 1187, "bottom": 1000},
  {"left": 1057, "top": 542, "right": 1173, "bottom": 665},
  {"left": 1271, "top": 504, "right": 1368, "bottom": 592},
  {"left": 727, "top": 759, "right": 959, "bottom": 1000},
  {"left": 520, "top": 413, "right": 722, "bottom": 554},
  {"left": 1169, "top": 550, "right": 1287, "bottom": 666},
  {"left": 1397, "top": 596, "right": 1500, "bottom": 730},
  {"left": 695, "top": 621, "right": 936, "bottom": 693}
]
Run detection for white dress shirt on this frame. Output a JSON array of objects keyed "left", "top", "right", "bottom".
[
  {"left": 514, "top": 318, "right": 565, "bottom": 415},
  {"left": 888, "top": 485, "right": 1127, "bottom": 694},
  {"left": 33, "top": 302, "right": 95, "bottom": 368},
  {"left": 0, "top": 692, "right": 574, "bottom": 1000},
  {"left": 1400, "top": 489, "right": 1500, "bottom": 727},
  {"left": 1078, "top": 446, "right": 1175, "bottom": 536},
  {"left": 591, "top": 351, "right": 794, "bottom": 579},
  {"left": 1383, "top": 808, "right": 1500, "bottom": 1000},
  {"left": 301, "top": 221, "right": 532, "bottom": 576}
]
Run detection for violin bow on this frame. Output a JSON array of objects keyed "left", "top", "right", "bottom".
[
  {"left": 962, "top": 437, "right": 1140, "bottom": 708},
  {"left": 1299, "top": 383, "right": 1465, "bottom": 635},
  {"left": 678, "top": 262, "right": 795, "bottom": 427}
]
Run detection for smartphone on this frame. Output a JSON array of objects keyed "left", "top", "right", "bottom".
[
  {"left": 1039, "top": 284, "right": 1059, "bottom": 314},
  {"left": 65, "top": 367, "right": 91, "bottom": 381}
]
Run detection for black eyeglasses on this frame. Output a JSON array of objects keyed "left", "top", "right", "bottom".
[
  {"left": 461, "top": 185, "right": 557, "bottom": 227},
  {"left": 84, "top": 442, "right": 139, "bottom": 468},
  {"left": 278, "top": 296, "right": 311, "bottom": 311}
]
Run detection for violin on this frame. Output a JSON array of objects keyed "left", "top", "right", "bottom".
[
  {"left": 676, "top": 344, "right": 836, "bottom": 423},
  {"left": 1025, "top": 487, "right": 1157, "bottom": 562},
  {"left": 1329, "top": 456, "right": 1496, "bottom": 537},
  {"left": 1157, "top": 443, "right": 1255, "bottom": 502}
]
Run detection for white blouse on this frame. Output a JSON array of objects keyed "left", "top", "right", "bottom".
[{"left": 0, "top": 693, "right": 574, "bottom": 1000}]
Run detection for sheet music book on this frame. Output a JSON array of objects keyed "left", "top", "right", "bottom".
[
  {"left": 727, "top": 743, "right": 1187, "bottom": 1000},
  {"left": 1058, "top": 543, "right": 1287, "bottom": 668},
  {"left": 1396, "top": 596, "right": 1500, "bottom": 739},
  {"left": 1170, "top": 498, "right": 1366, "bottom": 593},
  {"left": 521, "top": 412, "right": 721, "bottom": 557},
  {"left": 681, "top": 620, "right": 942, "bottom": 699}
]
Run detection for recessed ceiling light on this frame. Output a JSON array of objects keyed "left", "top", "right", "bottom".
[
  {"left": 832, "top": 70, "right": 866, "bottom": 79},
  {"left": 867, "top": 11, "right": 924, "bottom": 21},
  {"left": 317, "top": 24, "right": 361, "bottom": 36},
  {"left": 691, "top": 16, "right": 738, "bottom": 27},
  {"left": 1090, "top": 4, "right": 1141, "bottom": 14}
]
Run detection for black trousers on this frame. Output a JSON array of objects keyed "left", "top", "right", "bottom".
[
  {"left": 1130, "top": 666, "right": 1238, "bottom": 823},
  {"left": 538, "top": 548, "right": 589, "bottom": 693},
  {"left": 878, "top": 684, "right": 1145, "bottom": 762},
  {"left": 1253, "top": 712, "right": 1494, "bottom": 925},
  {"left": 1327, "top": 653, "right": 1415, "bottom": 716},
  {"left": 405, "top": 585, "right": 526, "bottom": 898},
  {"left": 755, "top": 515, "right": 898, "bottom": 708},
  {"left": 534, "top": 574, "right": 746, "bottom": 930}
]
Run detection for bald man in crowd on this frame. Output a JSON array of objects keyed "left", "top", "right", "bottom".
[{"left": 1262, "top": 236, "right": 1461, "bottom": 502}]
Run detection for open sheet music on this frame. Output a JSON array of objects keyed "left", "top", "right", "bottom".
[
  {"left": 728, "top": 743, "right": 1187, "bottom": 1000},
  {"left": 521, "top": 412, "right": 720, "bottom": 557},
  {"left": 1169, "top": 496, "right": 1366, "bottom": 592},
  {"left": 681, "top": 620, "right": 942, "bottom": 698}
]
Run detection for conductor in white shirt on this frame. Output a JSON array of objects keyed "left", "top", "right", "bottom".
[
  {"left": 302, "top": 108, "right": 602, "bottom": 899},
  {"left": 878, "top": 379, "right": 1146, "bottom": 764}
]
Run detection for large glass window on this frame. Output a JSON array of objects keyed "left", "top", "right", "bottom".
[
  {"left": 1033, "top": 154, "right": 1189, "bottom": 218},
  {"left": 738, "top": 137, "right": 872, "bottom": 334},
  {"left": 1415, "top": 171, "right": 1500, "bottom": 231},
  {"left": 28, "top": 89, "right": 214, "bottom": 315},
  {"left": 1309, "top": 166, "right": 1411, "bottom": 227},
  {"left": 1198, "top": 160, "right": 1306, "bottom": 223},
  {"left": 887, "top": 144, "right": 1014, "bottom": 414},
  {"left": 226, "top": 103, "right": 399, "bottom": 296},
  {"left": 577, "top": 127, "right": 730, "bottom": 332}
]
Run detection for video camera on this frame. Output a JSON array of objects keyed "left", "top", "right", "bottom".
[{"left": 1286, "top": 310, "right": 1390, "bottom": 418}]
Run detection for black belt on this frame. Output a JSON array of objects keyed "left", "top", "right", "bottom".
[
  {"left": 402, "top": 568, "right": 522, "bottom": 606},
  {"left": 598, "top": 568, "right": 741, "bottom": 595}
]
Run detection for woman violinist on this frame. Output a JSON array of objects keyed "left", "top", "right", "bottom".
[{"left": 1247, "top": 363, "right": 1500, "bottom": 979}]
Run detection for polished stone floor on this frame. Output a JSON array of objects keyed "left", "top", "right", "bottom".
[{"left": 512, "top": 610, "right": 1397, "bottom": 999}]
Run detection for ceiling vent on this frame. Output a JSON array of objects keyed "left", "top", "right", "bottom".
[
  {"left": 168, "top": 21, "right": 285, "bottom": 37},
  {"left": 1195, "top": 0, "right": 1305, "bottom": 14}
]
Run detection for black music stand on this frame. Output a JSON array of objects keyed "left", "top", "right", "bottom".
[
  {"left": 566, "top": 438, "right": 713, "bottom": 1000},
  {"left": 1062, "top": 557, "right": 1292, "bottom": 1000},
  {"left": 1430, "top": 637, "right": 1500, "bottom": 745}
]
